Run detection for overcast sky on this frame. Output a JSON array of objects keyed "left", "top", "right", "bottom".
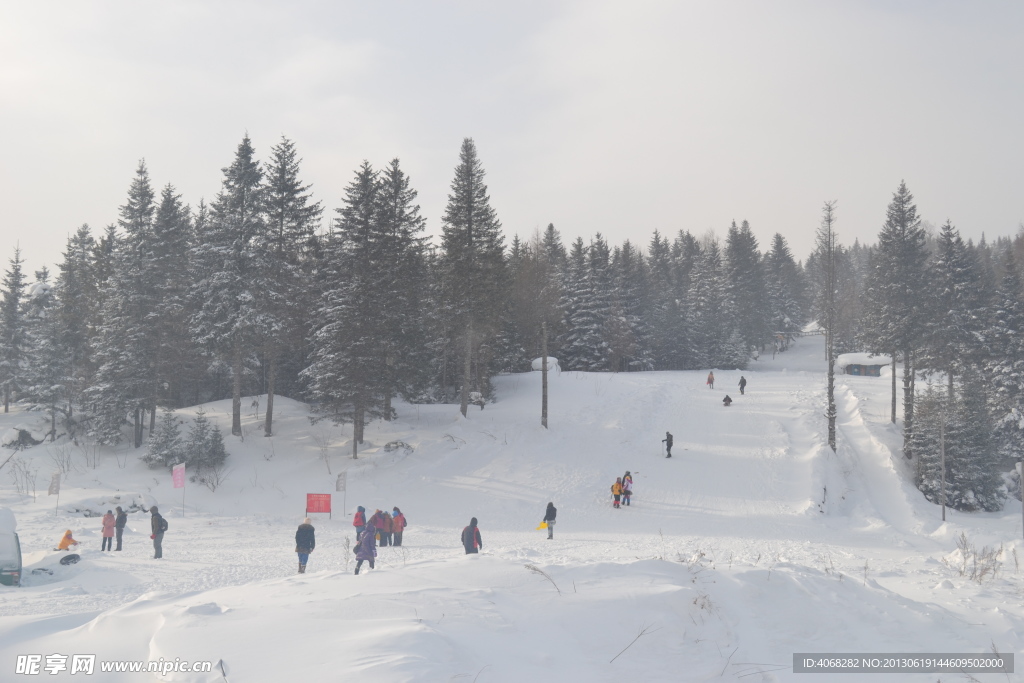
[{"left": 2, "top": 1, "right": 1022, "bottom": 276}]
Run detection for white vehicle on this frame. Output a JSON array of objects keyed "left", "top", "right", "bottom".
[{"left": 0, "top": 508, "right": 22, "bottom": 587}]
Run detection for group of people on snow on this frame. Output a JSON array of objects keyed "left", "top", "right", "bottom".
[
  {"left": 352, "top": 506, "right": 408, "bottom": 546},
  {"left": 610, "top": 471, "right": 633, "bottom": 508},
  {"left": 55, "top": 506, "right": 159, "bottom": 557}
]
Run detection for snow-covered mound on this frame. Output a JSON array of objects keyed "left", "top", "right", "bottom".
[{"left": 0, "top": 335, "right": 1020, "bottom": 682}]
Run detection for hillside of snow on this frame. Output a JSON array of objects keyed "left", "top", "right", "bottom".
[{"left": 0, "top": 334, "right": 1021, "bottom": 682}]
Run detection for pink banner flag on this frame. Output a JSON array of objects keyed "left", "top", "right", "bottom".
[{"left": 172, "top": 463, "right": 186, "bottom": 489}]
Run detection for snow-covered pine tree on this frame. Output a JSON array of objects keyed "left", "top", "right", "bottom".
[
  {"left": 374, "top": 158, "right": 430, "bottom": 413},
  {"left": 189, "top": 135, "right": 267, "bottom": 437},
  {"left": 260, "top": 137, "right": 323, "bottom": 435},
  {"left": 861, "top": 181, "right": 929, "bottom": 454},
  {"left": 0, "top": 247, "right": 28, "bottom": 412},
  {"left": 52, "top": 226, "right": 99, "bottom": 431},
  {"left": 688, "top": 238, "right": 742, "bottom": 369},
  {"left": 558, "top": 237, "right": 604, "bottom": 371},
  {"left": 725, "top": 220, "right": 770, "bottom": 354},
  {"left": 21, "top": 269, "right": 67, "bottom": 441},
  {"left": 143, "top": 408, "right": 184, "bottom": 469},
  {"left": 182, "top": 408, "right": 228, "bottom": 473},
  {"left": 89, "top": 161, "right": 159, "bottom": 447},
  {"left": 917, "top": 221, "right": 986, "bottom": 400},
  {"left": 983, "top": 249, "right": 1024, "bottom": 462},
  {"left": 303, "top": 161, "right": 391, "bottom": 455},
  {"left": 647, "top": 230, "right": 689, "bottom": 369},
  {"left": 763, "top": 233, "right": 806, "bottom": 350},
  {"left": 437, "top": 138, "right": 507, "bottom": 415},
  {"left": 607, "top": 240, "right": 652, "bottom": 371}
]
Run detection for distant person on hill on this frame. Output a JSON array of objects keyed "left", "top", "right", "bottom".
[
  {"left": 57, "top": 529, "right": 79, "bottom": 551},
  {"left": 611, "top": 478, "right": 623, "bottom": 508},
  {"left": 622, "top": 472, "right": 633, "bottom": 506},
  {"left": 295, "top": 517, "right": 316, "bottom": 574},
  {"left": 353, "top": 506, "right": 366, "bottom": 540},
  {"left": 542, "top": 502, "right": 557, "bottom": 539},
  {"left": 391, "top": 508, "right": 407, "bottom": 546},
  {"left": 114, "top": 506, "right": 127, "bottom": 551},
  {"left": 379, "top": 511, "right": 394, "bottom": 547},
  {"left": 461, "top": 517, "right": 483, "bottom": 554},
  {"left": 707, "top": 371, "right": 715, "bottom": 389},
  {"left": 723, "top": 395, "right": 733, "bottom": 407},
  {"left": 662, "top": 431, "right": 673, "bottom": 458},
  {"left": 355, "top": 523, "right": 377, "bottom": 574},
  {"left": 100, "top": 510, "right": 115, "bottom": 551},
  {"left": 148, "top": 505, "right": 168, "bottom": 559},
  {"left": 738, "top": 376, "right": 747, "bottom": 395}
]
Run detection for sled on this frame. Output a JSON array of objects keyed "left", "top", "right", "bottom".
[
  {"left": 59, "top": 554, "right": 80, "bottom": 566},
  {"left": 536, "top": 522, "right": 547, "bottom": 530}
]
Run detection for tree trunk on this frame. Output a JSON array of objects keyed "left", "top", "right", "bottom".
[
  {"left": 947, "top": 366, "right": 954, "bottom": 402},
  {"left": 264, "top": 356, "right": 275, "bottom": 437},
  {"left": 384, "top": 393, "right": 392, "bottom": 421},
  {"left": 460, "top": 318, "right": 473, "bottom": 417},
  {"left": 541, "top": 322, "right": 548, "bottom": 429},
  {"left": 232, "top": 342, "right": 242, "bottom": 437},
  {"left": 150, "top": 405, "right": 156, "bottom": 434},
  {"left": 3, "top": 385, "right": 8, "bottom": 413},
  {"left": 133, "top": 407, "right": 142, "bottom": 449},
  {"left": 890, "top": 351, "right": 897, "bottom": 424},
  {"left": 902, "top": 348, "right": 913, "bottom": 459}
]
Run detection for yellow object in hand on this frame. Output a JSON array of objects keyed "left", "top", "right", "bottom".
[{"left": 536, "top": 522, "right": 547, "bottom": 530}]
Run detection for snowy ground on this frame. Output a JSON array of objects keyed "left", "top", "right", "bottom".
[{"left": 0, "top": 335, "right": 1022, "bottom": 682}]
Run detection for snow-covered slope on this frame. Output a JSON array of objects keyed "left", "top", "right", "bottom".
[{"left": 0, "top": 335, "right": 1020, "bottom": 682}]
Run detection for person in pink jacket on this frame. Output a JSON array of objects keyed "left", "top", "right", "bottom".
[{"left": 100, "top": 510, "right": 115, "bottom": 551}]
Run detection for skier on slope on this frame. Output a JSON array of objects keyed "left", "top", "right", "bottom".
[
  {"left": 611, "top": 478, "right": 623, "bottom": 508},
  {"left": 461, "top": 518, "right": 483, "bottom": 554},
  {"left": 355, "top": 522, "right": 377, "bottom": 574},
  {"left": 353, "top": 506, "right": 366, "bottom": 540},
  {"left": 662, "top": 431, "right": 673, "bottom": 458},
  {"left": 295, "top": 517, "right": 316, "bottom": 574},
  {"left": 542, "top": 502, "right": 557, "bottom": 539}
]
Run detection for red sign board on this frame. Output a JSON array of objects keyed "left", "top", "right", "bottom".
[{"left": 306, "top": 494, "right": 332, "bottom": 514}]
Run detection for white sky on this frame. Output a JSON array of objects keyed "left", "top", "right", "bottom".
[{"left": 2, "top": 1, "right": 1022, "bottom": 276}]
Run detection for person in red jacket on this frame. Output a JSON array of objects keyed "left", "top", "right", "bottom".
[
  {"left": 100, "top": 510, "right": 115, "bottom": 551},
  {"left": 391, "top": 507, "right": 407, "bottom": 546},
  {"left": 353, "top": 506, "right": 366, "bottom": 540},
  {"left": 379, "top": 512, "right": 394, "bottom": 547},
  {"left": 461, "top": 518, "right": 482, "bottom": 554}
]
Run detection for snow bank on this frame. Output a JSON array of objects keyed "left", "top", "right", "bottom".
[{"left": 531, "top": 357, "right": 559, "bottom": 371}]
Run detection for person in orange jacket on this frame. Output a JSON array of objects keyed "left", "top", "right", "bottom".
[
  {"left": 379, "top": 511, "right": 394, "bottom": 547},
  {"left": 611, "top": 478, "right": 623, "bottom": 508},
  {"left": 57, "top": 530, "right": 79, "bottom": 551},
  {"left": 391, "top": 507, "right": 407, "bottom": 546},
  {"left": 707, "top": 371, "right": 715, "bottom": 389},
  {"left": 353, "top": 506, "right": 366, "bottom": 540}
]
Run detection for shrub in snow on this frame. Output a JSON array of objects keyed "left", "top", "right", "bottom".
[
  {"left": 142, "top": 409, "right": 185, "bottom": 469},
  {"left": 383, "top": 441, "right": 413, "bottom": 453},
  {"left": 1, "top": 428, "right": 42, "bottom": 451},
  {"left": 185, "top": 409, "right": 228, "bottom": 476}
]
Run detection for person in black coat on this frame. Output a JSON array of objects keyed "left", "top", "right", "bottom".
[
  {"left": 295, "top": 517, "right": 316, "bottom": 574},
  {"left": 663, "top": 431, "right": 673, "bottom": 458},
  {"left": 461, "top": 517, "right": 482, "bottom": 554},
  {"left": 723, "top": 394, "right": 733, "bottom": 407},
  {"left": 114, "top": 506, "right": 127, "bottom": 551},
  {"left": 148, "top": 506, "right": 168, "bottom": 559},
  {"left": 738, "top": 376, "right": 747, "bottom": 395},
  {"left": 542, "top": 503, "right": 556, "bottom": 539}
]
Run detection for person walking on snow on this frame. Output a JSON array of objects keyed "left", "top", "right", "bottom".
[
  {"left": 148, "top": 505, "right": 168, "bottom": 559},
  {"left": 379, "top": 511, "right": 394, "bottom": 547},
  {"left": 461, "top": 518, "right": 483, "bottom": 554},
  {"left": 353, "top": 506, "right": 366, "bottom": 540},
  {"left": 114, "top": 506, "right": 127, "bottom": 551},
  {"left": 542, "top": 502, "right": 557, "bottom": 539},
  {"left": 707, "top": 371, "right": 715, "bottom": 389},
  {"left": 738, "top": 376, "right": 747, "bottom": 395},
  {"left": 622, "top": 472, "right": 633, "bottom": 506},
  {"left": 295, "top": 517, "right": 315, "bottom": 573},
  {"left": 611, "top": 478, "right": 623, "bottom": 508},
  {"left": 662, "top": 431, "right": 673, "bottom": 458},
  {"left": 391, "top": 508, "right": 407, "bottom": 546},
  {"left": 355, "top": 523, "right": 377, "bottom": 574},
  {"left": 100, "top": 510, "right": 115, "bottom": 551}
]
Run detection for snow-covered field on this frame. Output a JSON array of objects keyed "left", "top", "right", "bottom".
[{"left": 1, "top": 335, "right": 1021, "bottom": 682}]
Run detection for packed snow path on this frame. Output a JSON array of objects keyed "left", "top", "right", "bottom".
[{"left": 1, "top": 335, "right": 1022, "bottom": 682}]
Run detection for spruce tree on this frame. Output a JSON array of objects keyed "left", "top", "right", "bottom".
[
  {"left": 725, "top": 220, "right": 770, "bottom": 354},
  {"left": 862, "top": 181, "right": 929, "bottom": 455},
  {"left": 984, "top": 249, "right": 1024, "bottom": 461},
  {"left": 190, "top": 135, "right": 267, "bottom": 437},
  {"left": 143, "top": 408, "right": 184, "bottom": 469},
  {"left": 0, "top": 247, "right": 27, "bottom": 412},
  {"left": 437, "top": 138, "right": 506, "bottom": 415}
]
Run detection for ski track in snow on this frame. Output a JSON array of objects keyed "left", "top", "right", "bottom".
[{"left": 0, "top": 335, "right": 1022, "bottom": 682}]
